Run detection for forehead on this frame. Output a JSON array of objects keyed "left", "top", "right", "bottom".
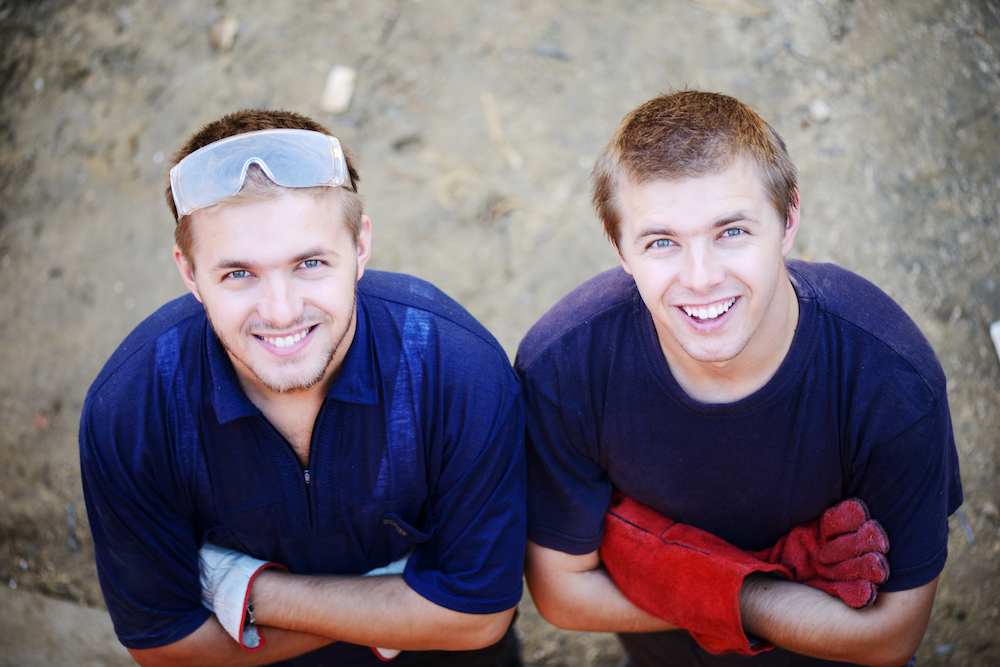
[
  {"left": 189, "top": 189, "right": 349, "bottom": 252},
  {"left": 621, "top": 159, "right": 766, "bottom": 216}
]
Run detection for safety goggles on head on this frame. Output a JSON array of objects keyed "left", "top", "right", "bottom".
[{"left": 169, "top": 128, "right": 348, "bottom": 217}]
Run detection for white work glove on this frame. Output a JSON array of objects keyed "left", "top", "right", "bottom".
[
  {"left": 198, "top": 542, "right": 287, "bottom": 650},
  {"left": 199, "top": 543, "right": 410, "bottom": 659}
]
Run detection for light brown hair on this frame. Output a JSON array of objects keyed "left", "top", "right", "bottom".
[
  {"left": 590, "top": 91, "right": 797, "bottom": 247},
  {"left": 166, "top": 109, "right": 364, "bottom": 263}
]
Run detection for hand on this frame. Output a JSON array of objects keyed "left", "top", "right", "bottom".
[{"left": 751, "top": 498, "right": 889, "bottom": 608}]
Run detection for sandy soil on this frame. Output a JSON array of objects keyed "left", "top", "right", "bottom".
[{"left": 1, "top": 0, "right": 998, "bottom": 664}]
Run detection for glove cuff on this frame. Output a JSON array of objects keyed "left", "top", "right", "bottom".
[
  {"left": 236, "top": 561, "right": 288, "bottom": 651},
  {"left": 600, "top": 494, "right": 790, "bottom": 656}
]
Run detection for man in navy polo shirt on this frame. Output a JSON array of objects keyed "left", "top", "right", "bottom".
[
  {"left": 80, "top": 110, "right": 525, "bottom": 666},
  {"left": 516, "top": 91, "right": 962, "bottom": 666}
]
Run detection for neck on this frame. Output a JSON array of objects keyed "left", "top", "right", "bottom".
[{"left": 244, "top": 386, "right": 327, "bottom": 467}]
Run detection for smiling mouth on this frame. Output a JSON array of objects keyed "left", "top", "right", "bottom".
[
  {"left": 255, "top": 325, "right": 317, "bottom": 349},
  {"left": 680, "top": 297, "right": 737, "bottom": 322}
]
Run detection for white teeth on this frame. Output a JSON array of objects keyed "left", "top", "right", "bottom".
[
  {"left": 262, "top": 327, "right": 311, "bottom": 348},
  {"left": 682, "top": 298, "right": 736, "bottom": 321}
]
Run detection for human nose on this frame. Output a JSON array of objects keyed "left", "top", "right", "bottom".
[
  {"left": 679, "top": 242, "right": 725, "bottom": 294},
  {"left": 257, "top": 275, "right": 303, "bottom": 327}
]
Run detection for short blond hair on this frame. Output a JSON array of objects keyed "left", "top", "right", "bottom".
[{"left": 591, "top": 91, "right": 797, "bottom": 247}]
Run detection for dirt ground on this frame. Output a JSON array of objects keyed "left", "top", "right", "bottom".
[{"left": 1, "top": 0, "right": 998, "bottom": 664}]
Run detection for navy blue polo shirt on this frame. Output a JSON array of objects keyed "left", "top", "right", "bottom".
[{"left": 80, "top": 270, "right": 526, "bottom": 664}]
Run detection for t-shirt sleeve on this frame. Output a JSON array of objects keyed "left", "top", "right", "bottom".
[
  {"left": 79, "top": 376, "right": 209, "bottom": 649},
  {"left": 517, "top": 347, "right": 612, "bottom": 556},
  {"left": 849, "top": 394, "right": 963, "bottom": 593}
]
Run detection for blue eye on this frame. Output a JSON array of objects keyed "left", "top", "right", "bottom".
[
  {"left": 300, "top": 259, "right": 321, "bottom": 268},
  {"left": 228, "top": 269, "right": 248, "bottom": 279},
  {"left": 652, "top": 239, "right": 676, "bottom": 248},
  {"left": 722, "top": 228, "right": 744, "bottom": 237}
]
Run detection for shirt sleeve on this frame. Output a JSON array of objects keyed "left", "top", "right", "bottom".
[
  {"left": 400, "top": 329, "right": 528, "bottom": 614},
  {"left": 516, "top": 347, "right": 612, "bottom": 556},
  {"left": 79, "top": 371, "right": 210, "bottom": 649},
  {"left": 848, "top": 394, "right": 963, "bottom": 592}
]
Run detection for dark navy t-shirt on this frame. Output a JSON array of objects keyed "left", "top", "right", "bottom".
[
  {"left": 80, "top": 271, "right": 526, "bottom": 665},
  {"left": 516, "top": 261, "right": 962, "bottom": 596}
]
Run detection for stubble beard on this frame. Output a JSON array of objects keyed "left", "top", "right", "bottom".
[{"left": 210, "top": 295, "right": 357, "bottom": 395}]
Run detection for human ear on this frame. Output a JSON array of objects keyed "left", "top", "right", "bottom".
[
  {"left": 173, "top": 244, "right": 204, "bottom": 303},
  {"left": 780, "top": 189, "right": 801, "bottom": 257},
  {"left": 613, "top": 240, "right": 635, "bottom": 276},
  {"left": 355, "top": 215, "right": 372, "bottom": 281}
]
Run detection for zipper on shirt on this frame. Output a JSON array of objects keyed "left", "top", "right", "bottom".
[
  {"left": 255, "top": 417, "right": 315, "bottom": 530},
  {"left": 302, "top": 467, "right": 314, "bottom": 530}
]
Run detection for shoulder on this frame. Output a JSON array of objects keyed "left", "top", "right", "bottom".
[
  {"left": 789, "top": 260, "right": 946, "bottom": 400},
  {"left": 516, "top": 266, "right": 639, "bottom": 371},
  {"left": 79, "top": 293, "right": 209, "bottom": 492},
  {"left": 358, "top": 270, "right": 515, "bottom": 375},
  {"left": 83, "top": 293, "right": 205, "bottom": 412}
]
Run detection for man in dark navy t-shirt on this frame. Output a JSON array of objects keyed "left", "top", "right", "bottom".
[
  {"left": 517, "top": 91, "right": 962, "bottom": 666},
  {"left": 80, "top": 110, "right": 525, "bottom": 667}
]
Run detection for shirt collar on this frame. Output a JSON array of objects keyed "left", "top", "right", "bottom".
[
  {"left": 325, "top": 296, "right": 380, "bottom": 405},
  {"left": 207, "top": 295, "right": 380, "bottom": 424}
]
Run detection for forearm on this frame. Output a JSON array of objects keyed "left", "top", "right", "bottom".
[
  {"left": 127, "top": 615, "right": 332, "bottom": 667},
  {"left": 740, "top": 576, "right": 937, "bottom": 667},
  {"left": 524, "top": 540, "right": 677, "bottom": 633},
  {"left": 250, "top": 570, "right": 514, "bottom": 651},
  {"left": 529, "top": 564, "right": 675, "bottom": 633}
]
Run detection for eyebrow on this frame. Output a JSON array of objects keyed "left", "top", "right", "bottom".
[{"left": 211, "top": 246, "right": 337, "bottom": 273}]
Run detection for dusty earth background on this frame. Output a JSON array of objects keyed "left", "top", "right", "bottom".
[{"left": 1, "top": 0, "right": 999, "bottom": 664}]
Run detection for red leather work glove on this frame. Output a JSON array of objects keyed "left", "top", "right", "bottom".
[
  {"left": 600, "top": 492, "right": 791, "bottom": 656},
  {"left": 750, "top": 498, "right": 889, "bottom": 609}
]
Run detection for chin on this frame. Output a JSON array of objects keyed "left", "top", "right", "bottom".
[
  {"left": 679, "top": 340, "right": 746, "bottom": 365},
  {"left": 247, "top": 358, "right": 333, "bottom": 394}
]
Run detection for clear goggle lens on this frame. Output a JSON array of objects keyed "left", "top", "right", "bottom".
[{"left": 169, "top": 128, "right": 348, "bottom": 217}]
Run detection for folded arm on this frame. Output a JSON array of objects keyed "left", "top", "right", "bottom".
[
  {"left": 526, "top": 540, "right": 936, "bottom": 667},
  {"left": 128, "top": 572, "right": 514, "bottom": 667},
  {"left": 127, "top": 617, "right": 332, "bottom": 667},
  {"left": 248, "top": 569, "right": 515, "bottom": 651},
  {"left": 740, "top": 575, "right": 937, "bottom": 667}
]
